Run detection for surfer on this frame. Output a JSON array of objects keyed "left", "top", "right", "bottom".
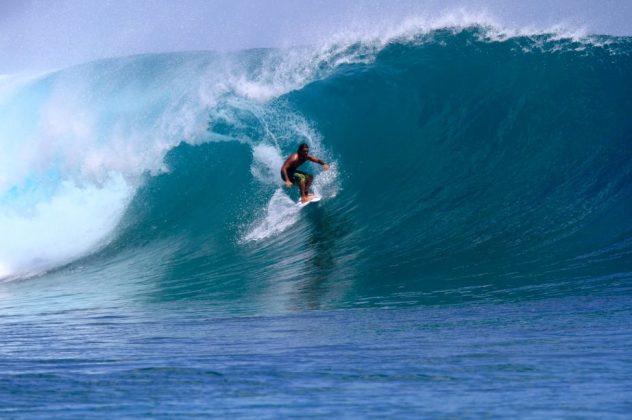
[{"left": 281, "top": 143, "right": 329, "bottom": 203}]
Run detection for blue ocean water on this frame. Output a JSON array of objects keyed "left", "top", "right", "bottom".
[{"left": 1, "top": 26, "right": 631, "bottom": 416}]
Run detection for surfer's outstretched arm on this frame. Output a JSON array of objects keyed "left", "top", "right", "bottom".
[{"left": 308, "top": 155, "right": 330, "bottom": 171}]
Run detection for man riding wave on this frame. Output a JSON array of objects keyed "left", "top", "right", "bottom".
[{"left": 280, "top": 143, "right": 329, "bottom": 203}]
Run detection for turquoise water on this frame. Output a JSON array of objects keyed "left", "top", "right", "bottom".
[
  {"left": 2, "top": 296, "right": 631, "bottom": 417},
  {"left": 1, "top": 27, "right": 631, "bottom": 416}
]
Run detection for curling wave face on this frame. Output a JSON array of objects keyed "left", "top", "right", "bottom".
[{"left": 1, "top": 25, "right": 631, "bottom": 311}]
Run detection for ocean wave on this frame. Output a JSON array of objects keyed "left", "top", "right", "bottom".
[{"left": 1, "top": 24, "right": 631, "bottom": 306}]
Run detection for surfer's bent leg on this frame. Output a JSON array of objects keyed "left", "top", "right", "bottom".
[
  {"left": 293, "top": 171, "right": 310, "bottom": 201},
  {"left": 299, "top": 180, "right": 308, "bottom": 199},
  {"left": 306, "top": 174, "right": 314, "bottom": 195}
]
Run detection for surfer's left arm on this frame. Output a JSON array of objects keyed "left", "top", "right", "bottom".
[{"left": 308, "top": 155, "right": 330, "bottom": 171}]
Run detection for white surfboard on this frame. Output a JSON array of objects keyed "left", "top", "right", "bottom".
[{"left": 297, "top": 195, "right": 321, "bottom": 208}]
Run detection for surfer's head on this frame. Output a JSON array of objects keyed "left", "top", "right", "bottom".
[{"left": 297, "top": 143, "right": 309, "bottom": 157}]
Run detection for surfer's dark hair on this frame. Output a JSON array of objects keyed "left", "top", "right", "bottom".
[{"left": 297, "top": 143, "right": 309, "bottom": 153}]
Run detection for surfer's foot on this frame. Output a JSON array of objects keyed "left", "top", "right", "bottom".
[{"left": 301, "top": 195, "right": 312, "bottom": 203}]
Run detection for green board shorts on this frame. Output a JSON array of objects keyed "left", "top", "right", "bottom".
[{"left": 290, "top": 170, "right": 310, "bottom": 186}]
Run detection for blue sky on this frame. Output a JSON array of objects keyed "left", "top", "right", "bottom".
[{"left": 1, "top": 0, "right": 631, "bottom": 73}]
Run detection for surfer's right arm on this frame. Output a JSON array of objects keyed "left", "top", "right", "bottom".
[
  {"left": 281, "top": 169, "right": 292, "bottom": 188},
  {"left": 281, "top": 156, "right": 295, "bottom": 188}
]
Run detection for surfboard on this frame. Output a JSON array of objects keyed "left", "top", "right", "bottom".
[{"left": 297, "top": 195, "right": 321, "bottom": 208}]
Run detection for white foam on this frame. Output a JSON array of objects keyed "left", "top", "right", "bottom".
[
  {"left": 311, "top": 162, "right": 340, "bottom": 200},
  {"left": 0, "top": 57, "right": 218, "bottom": 280},
  {"left": 0, "top": 174, "right": 132, "bottom": 280},
  {"left": 244, "top": 189, "right": 302, "bottom": 242},
  {"left": 251, "top": 144, "right": 283, "bottom": 185}
]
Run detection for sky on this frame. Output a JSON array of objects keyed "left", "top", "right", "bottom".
[{"left": 1, "top": 0, "right": 632, "bottom": 74}]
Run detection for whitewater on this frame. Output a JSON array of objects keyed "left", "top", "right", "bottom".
[{"left": 1, "top": 21, "right": 631, "bottom": 416}]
